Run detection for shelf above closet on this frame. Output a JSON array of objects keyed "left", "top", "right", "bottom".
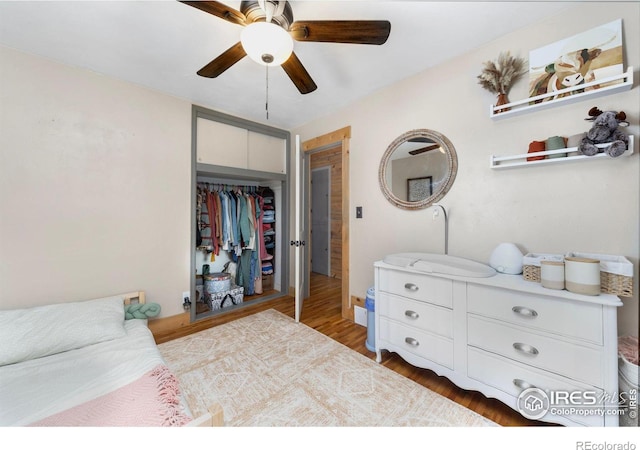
[
  {"left": 489, "top": 66, "right": 634, "bottom": 120},
  {"left": 490, "top": 135, "right": 635, "bottom": 169}
]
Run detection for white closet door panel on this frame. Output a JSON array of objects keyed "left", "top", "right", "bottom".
[
  {"left": 248, "top": 131, "right": 286, "bottom": 174},
  {"left": 196, "top": 118, "right": 248, "bottom": 168}
]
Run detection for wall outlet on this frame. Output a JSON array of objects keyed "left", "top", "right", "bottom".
[
  {"left": 182, "top": 290, "right": 191, "bottom": 310},
  {"left": 354, "top": 305, "right": 367, "bottom": 327}
]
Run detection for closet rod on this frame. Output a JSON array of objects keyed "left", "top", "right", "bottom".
[{"left": 197, "top": 182, "right": 260, "bottom": 193}]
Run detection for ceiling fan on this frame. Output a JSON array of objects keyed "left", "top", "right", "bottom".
[{"left": 181, "top": 1, "right": 391, "bottom": 94}]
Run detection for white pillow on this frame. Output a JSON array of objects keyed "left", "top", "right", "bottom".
[{"left": 0, "top": 295, "right": 127, "bottom": 366}]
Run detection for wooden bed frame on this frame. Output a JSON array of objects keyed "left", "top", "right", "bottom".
[
  {"left": 123, "top": 291, "right": 224, "bottom": 427},
  {"left": 123, "top": 291, "right": 146, "bottom": 305}
]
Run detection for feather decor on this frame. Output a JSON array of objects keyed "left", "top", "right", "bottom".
[{"left": 477, "top": 51, "right": 527, "bottom": 95}]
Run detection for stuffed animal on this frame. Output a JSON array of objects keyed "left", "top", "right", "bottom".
[{"left": 578, "top": 107, "right": 629, "bottom": 157}]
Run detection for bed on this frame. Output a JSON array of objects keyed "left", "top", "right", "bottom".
[{"left": 0, "top": 291, "right": 222, "bottom": 427}]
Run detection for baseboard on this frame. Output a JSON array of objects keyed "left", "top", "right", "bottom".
[
  {"left": 351, "top": 295, "right": 365, "bottom": 308},
  {"left": 148, "top": 311, "right": 190, "bottom": 339},
  {"left": 349, "top": 295, "right": 366, "bottom": 322}
]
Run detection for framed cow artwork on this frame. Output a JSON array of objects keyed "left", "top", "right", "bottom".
[{"left": 528, "top": 19, "right": 623, "bottom": 103}]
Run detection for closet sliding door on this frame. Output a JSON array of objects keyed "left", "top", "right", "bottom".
[{"left": 190, "top": 105, "right": 291, "bottom": 322}]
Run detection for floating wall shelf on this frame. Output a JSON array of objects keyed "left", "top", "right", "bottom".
[
  {"left": 489, "top": 66, "right": 634, "bottom": 120},
  {"left": 490, "top": 135, "right": 635, "bottom": 169}
]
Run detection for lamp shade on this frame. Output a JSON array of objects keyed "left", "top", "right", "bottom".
[{"left": 241, "top": 22, "right": 293, "bottom": 66}]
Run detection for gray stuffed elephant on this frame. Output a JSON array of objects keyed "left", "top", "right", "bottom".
[{"left": 579, "top": 107, "right": 629, "bottom": 157}]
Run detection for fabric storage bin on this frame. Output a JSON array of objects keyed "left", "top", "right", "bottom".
[
  {"left": 204, "top": 272, "right": 231, "bottom": 294},
  {"left": 566, "top": 252, "right": 633, "bottom": 296},
  {"left": 618, "top": 335, "right": 638, "bottom": 427},
  {"left": 207, "top": 284, "right": 244, "bottom": 311},
  {"left": 522, "top": 253, "right": 564, "bottom": 282}
]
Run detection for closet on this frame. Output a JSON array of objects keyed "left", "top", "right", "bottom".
[{"left": 190, "top": 106, "right": 290, "bottom": 321}]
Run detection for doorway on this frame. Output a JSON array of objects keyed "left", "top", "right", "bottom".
[{"left": 301, "top": 126, "right": 351, "bottom": 320}]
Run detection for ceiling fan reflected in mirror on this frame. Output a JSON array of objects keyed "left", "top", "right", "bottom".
[
  {"left": 407, "top": 137, "right": 441, "bottom": 156},
  {"left": 181, "top": 0, "right": 391, "bottom": 94},
  {"left": 408, "top": 144, "right": 440, "bottom": 156}
]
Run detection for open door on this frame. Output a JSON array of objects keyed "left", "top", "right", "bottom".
[{"left": 293, "top": 135, "right": 307, "bottom": 322}]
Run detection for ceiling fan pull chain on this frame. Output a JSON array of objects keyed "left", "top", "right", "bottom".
[{"left": 265, "top": 64, "right": 269, "bottom": 120}]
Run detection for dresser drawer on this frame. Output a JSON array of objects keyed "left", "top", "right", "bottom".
[
  {"left": 468, "top": 347, "right": 604, "bottom": 426},
  {"left": 379, "top": 318, "right": 454, "bottom": 369},
  {"left": 377, "top": 292, "right": 453, "bottom": 338},
  {"left": 378, "top": 269, "right": 452, "bottom": 308},
  {"left": 467, "top": 284, "right": 603, "bottom": 344},
  {"left": 468, "top": 316, "right": 603, "bottom": 387}
]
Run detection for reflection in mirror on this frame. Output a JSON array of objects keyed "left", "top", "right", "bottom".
[{"left": 379, "top": 129, "right": 458, "bottom": 210}]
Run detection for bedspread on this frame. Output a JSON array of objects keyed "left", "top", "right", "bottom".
[
  {"left": 31, "top": 364, "right": 191, "bottom": 427},
  {"left": 0, "top": 320, "right": 192, "bottom": 426}
]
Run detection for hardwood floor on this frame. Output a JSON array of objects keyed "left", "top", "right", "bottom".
[{"left": 153, "top": 273, "right": 553, "bottom": 427}]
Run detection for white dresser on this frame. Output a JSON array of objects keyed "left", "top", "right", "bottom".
[{"left": 374, "top": 260, "right": 623, "bottom": 426}]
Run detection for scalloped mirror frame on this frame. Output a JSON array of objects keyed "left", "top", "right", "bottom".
[{"left": 379, "top": 129, "right": 458, "bottom": 210}]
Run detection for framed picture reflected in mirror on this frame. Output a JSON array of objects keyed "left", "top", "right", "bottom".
[{"left": 407, "top": 176, "right": 433, "bottom": 202}]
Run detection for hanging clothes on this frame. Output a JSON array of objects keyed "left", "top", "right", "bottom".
[
  {"left": 237, "top": 192, "right": 252, "bottom": 249},
  {"left": 205, "top": 190, "right": 218, "bottom": 255},
  {"left": 197, "top": 182, "right": 270, "bottom": 296}
]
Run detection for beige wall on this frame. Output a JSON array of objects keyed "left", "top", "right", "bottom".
[
  {"left": 1, "top": 3, "right": 638, "bottom": 336},
  {"left": 292, "top": 3, "right": 640, "bottom": 336},
  {"left": 0, "top": 46, "right": 192, "bottom": 317}
]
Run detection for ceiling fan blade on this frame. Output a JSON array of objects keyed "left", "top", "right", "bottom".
[
  {"left": 289, "top": 20, "right": 391, "bottom": 45},
  {"left": 197, "top": 42, "right": 247, "bottom": 78},
  {"left": 408, "top": 137, "right": 436, "bottom": 144},
  {"left": 180, "top": 1, "right": 247, "bottom": 26},
  {"left": 281, "top": 52, "right": 317, "bottom": 94},
  {"left": 408, "top": 144, "right": 441, "bottom": 156}
]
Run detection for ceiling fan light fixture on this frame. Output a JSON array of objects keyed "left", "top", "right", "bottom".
[{"left": 241, "top": 22, "right": 293, "bottom": 66}]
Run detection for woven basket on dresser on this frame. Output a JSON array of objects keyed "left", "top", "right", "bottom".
[
  {"left": 522, "top": 253, "right": 564, "bottom": 283},
  {"left": 523, "top": 264, "right": 541, "bottom": 282},
  {"left": 600, "top": 271, "right": 633, "bottom": 297}
]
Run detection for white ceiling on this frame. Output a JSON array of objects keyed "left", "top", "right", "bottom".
[{"left": 0, "top": 1, "right": 574, "bottom": 130}]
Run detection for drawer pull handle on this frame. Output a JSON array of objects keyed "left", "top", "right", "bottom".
[
  {"left": 405, "top": 337, "right": 420, "bottom": 347},
  {"left": 512, "top": 306, "right": 538, "bottom": 318},
  {"left": 404, "top": 283, "right": 419, "bottom": 291},
  {"left": 513, "top": 342, "right": 539, "bottom": 356},
  {"left": 405, "top": 310, "right": 419, "bottom": 319},
  {"left": 513, "top": 379, "right": 536, "bottom": 390}
]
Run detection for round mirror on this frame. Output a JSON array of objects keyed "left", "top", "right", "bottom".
[{"left": 379, "top": 129, "right": 458, "bottom": 210}]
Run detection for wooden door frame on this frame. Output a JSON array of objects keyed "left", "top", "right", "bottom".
[{"left": 302, "top": 126, "right": 351, "bottom": 319}]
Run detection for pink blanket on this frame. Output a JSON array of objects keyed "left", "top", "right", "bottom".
[{"left": 31, "top": 365, "right": 192, "bottom": 427}]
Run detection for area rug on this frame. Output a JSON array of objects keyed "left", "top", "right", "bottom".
[{"left": 158, "top": 309, "right": 497, "bottom": 427}]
